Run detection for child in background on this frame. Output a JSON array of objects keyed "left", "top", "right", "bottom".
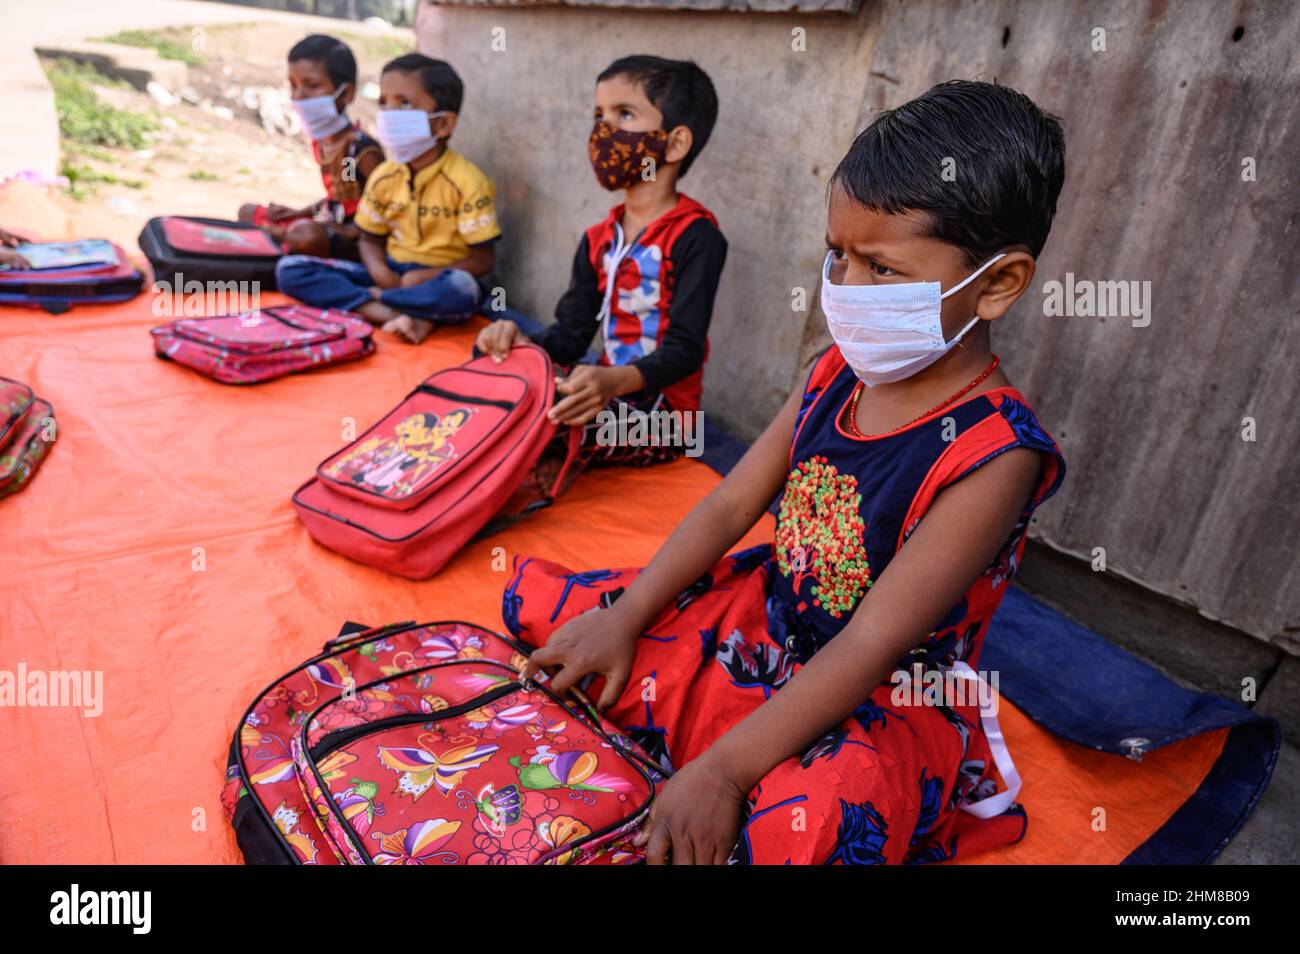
[
  {"left": 504, "top": 80, "right": 1067, "bottom": 864},
  {"left": 476, "top": 55, "right": 726, "bottom": 466},
  {"left": 237, "top": 35, "right": 383, "bottom": 259},
  {"left": 277, "top": 54, "right": 498, "bottom": 345}
]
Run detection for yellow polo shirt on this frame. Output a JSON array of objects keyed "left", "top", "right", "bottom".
[{"left": 355, "top": 148, "right": 501, "bottom": 267}]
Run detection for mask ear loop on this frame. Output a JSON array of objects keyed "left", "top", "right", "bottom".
[{"left": 940, "top": 252, "right": 1007, "bottom": 349}]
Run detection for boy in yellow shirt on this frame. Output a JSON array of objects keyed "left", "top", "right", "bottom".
[{"left": 276, "top": 54, "right": 499, "bottom": 344}]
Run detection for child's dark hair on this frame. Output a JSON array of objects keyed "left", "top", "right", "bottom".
[
  {"left": 288, "top": 35, "right": 357, "bottom": 90},
  {"left": 597, "top": 55, "right": 718, "bottom": 177},
  {"left": 382, "top": 53, "right": 464, "bottom": 114},
  {"left": 832, "top": 80, "right": 1065, "bottom": 265}
]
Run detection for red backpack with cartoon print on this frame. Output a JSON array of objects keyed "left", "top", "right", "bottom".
[
  {"left": 151, "top": 304, "right": 375, "bottom": 384},
  {"left": 0, "top": 376, "right": 55, "bottom": 498},
  {"left": 222, "top": 620, "right": 661, "bottom": 865},
  {"left": 292, "top": 343, "right": 581, "bottom": 578}
]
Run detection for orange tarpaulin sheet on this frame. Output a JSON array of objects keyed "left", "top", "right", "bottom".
[{"left": 0, "top": 188, "right": 1222, "bottom": 864}]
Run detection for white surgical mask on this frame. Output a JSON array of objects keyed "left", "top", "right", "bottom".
[
  {"left": 821, "top": 251, "right": 1006, "bottom": 386},
  {"left": 375, "top": 109, "right": 448, "bottom": 164},
  {"left": 290, "top": 85, "right": 351, "bottom": 141}
]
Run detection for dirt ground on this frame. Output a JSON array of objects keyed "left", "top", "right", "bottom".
[{"left": 42, "top": 20, "right": 412, "bottom": 251}]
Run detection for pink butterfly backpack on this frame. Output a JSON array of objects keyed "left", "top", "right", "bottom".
[
  {"left": 151, "top": 304, "right": 374, "bottom": 384},
  {"left": 0, "top": 376, "right": 56, "bottom": 498},
  {"left": 223, "top": 620, "right": 663, "bottom": 865}
]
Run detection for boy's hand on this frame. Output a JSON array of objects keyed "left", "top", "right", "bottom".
[
  {"left": 0, "top": 227, "right": 27, "bottom": 248},
  {"left": 399, "top": 267, "right": 441, "bottom": 287},
  {"left": 550, "top": 365, "right": 639, "bottom": 426},
  {"left": 632, "top": 752, "right": 747, "bottom": 865},
  {"left": 475, "top": 320, "right": 527, "bottom": 363},
  {"left": 265, "top": 203, "right": 299, "bottom": 223},
  {"left": 519, "top": 605, "right": 639, "bottom": 710},
  {"left": 368, "top": 265, "right": 401, "bottom": 290},
  {"left": 0, "top": 248, "right": 31, "bottom": 269}
]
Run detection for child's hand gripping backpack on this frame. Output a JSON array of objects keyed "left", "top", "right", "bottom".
[
  {"left": 222, "top": 620, "right": 663, "bottom": 865},
  {"left": 293, "top": 343, "right": 582, "bottom": 579},
  {"left": 151, "top": 304, "right": 375, "bottom": 384},
  {"left": 0, "top": 239, "right": 143, "bottom": 313},
  {"left": 0, "top": 376, "right": 55, "bottom": 498}
]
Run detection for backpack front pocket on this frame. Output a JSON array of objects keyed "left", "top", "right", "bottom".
[
  {"left": 299, "top": 660, "right": 654, "bottom": 865},
  {"left": 316, "top": 366, "right": 530, "bottom": 511}
]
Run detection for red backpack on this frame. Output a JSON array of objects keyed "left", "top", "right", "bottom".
[
  {"left": 151, "top": 304, "right": 375, "bottom": 384},
  {"left": 0, "top": 376, "right": 55, "bottom": 498},
  {"left": 222, "top": 620, "right": 661, "bottom": 865},
  {"left": 293, "top": 343, "right": 580, "bottom": 578},
  {"left": 139, "top": 216, "right": 284, "bottom": 289}
]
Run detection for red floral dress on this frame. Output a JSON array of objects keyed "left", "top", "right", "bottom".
[{"left": 502, "top": 346, "right": 1065, "bottom": 864}]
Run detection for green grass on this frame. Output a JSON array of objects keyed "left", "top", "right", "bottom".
[
  {"left": 44, "top": 58, "right": 158, "bottom": 150},
  {"left": 63, "top": 142, "right": 114, "bottom": 164},
  {"left": 188, "top": 170, "right": 219, "bottom": 182},
  {"left": 337, "top": 30, "right": 413, "bottom": 66},
  {"left": 98, "top": 28, "right": 204, "bottom": 66},
  {"left": 60, "top": 159, "right": 145, "bottom": 201}
]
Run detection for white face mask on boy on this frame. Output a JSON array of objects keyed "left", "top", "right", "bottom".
[
  {"left": 820, "top": 250, "right": 1006, "bottom": 386},
  {"left": 375, "top": 109, "right": 449, "bottom": 164},
  {"left": 290, "top": 85, "right": 351, "bottom": 141}
]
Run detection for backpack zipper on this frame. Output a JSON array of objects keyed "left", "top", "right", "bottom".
[{"left": 308, "top": 679, "right": 519, "bottom": 762}]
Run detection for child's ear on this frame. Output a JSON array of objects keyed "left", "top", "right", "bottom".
[
  {"left": 433, "top": 112, "right": 457, "bottom": 140},
  {"left": 664, "top": 125, "right": 693, "bottom": 167},
  {"left": 977, "top": 251, "right": 1036, "bottom": 321},
  {"left": 336, "top": 82, "right": 355, "bottom": 110}
]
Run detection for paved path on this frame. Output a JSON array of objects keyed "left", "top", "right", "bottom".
[{"left": 3, "top": 0, "right": 394, "bottom": 180}]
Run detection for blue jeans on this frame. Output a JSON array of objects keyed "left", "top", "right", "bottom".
[{"left": 275, "top": 255, "right": 481, "bottom": 324}]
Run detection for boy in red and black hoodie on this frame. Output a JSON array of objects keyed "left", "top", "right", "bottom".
[{"left": 477, "top": 55, "right": 727, "bottom": 466}]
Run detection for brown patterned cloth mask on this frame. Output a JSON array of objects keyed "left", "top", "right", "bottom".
[{"left": 588, "top": 119, "right": 670, "bottom": 191}]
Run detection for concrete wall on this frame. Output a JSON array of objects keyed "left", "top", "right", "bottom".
[
  {"left": 417, "top": 0, "right": 879, "bottom": 438},
  {"left": 417, "top": 0, "right": 1299, "bottom": 651}
]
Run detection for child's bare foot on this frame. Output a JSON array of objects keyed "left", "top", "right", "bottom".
[
  {"left": 382, "top": 314, "right": 435, "bottom": 344},
  {"left": 356, "top": 300, "right": 399, "bottom": 326}
]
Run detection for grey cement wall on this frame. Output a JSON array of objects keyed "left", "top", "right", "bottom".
[
  {"left": 416, "top": 0, "right": 1299, "bottom": 652},
  {"left": 416, "top": 0, "right": 881, "bottom": 437}
]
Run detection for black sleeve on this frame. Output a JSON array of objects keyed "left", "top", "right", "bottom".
[
  {"left": 533, "top": 234, "right": 602, "bottom": 366},
  {"left": 630, "top": 218, "right": 728, "bottom": 395}
]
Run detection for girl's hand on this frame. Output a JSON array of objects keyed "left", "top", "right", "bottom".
[
  {"left": 519, "top": 605, "right": 639, "bottom": 710},
  {"left": 633, "top": 752, "right": 747, "bottom": 865},
  {"left": 549, "top": 365, "right": 637, "bottom": 426},
  {"left": 0, "top": 226, "right": 28, "bottom": 248},
  {"left": 476, "top": 319, "right": 527, "bottom": 362},
  {"left": 265, "top": 203, "right": 299, "bottom": 223},
  {"left": 0, "top": 248, "right": 31, "bottom": 269}
]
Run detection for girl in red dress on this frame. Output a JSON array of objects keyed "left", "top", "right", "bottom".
[{"left": 503, "top": 80, "right": 1067, "bottom": 864}]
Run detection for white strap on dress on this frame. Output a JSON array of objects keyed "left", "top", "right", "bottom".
[{"left": 951, "top": 661, "right": 1022, "bottom": 819}]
